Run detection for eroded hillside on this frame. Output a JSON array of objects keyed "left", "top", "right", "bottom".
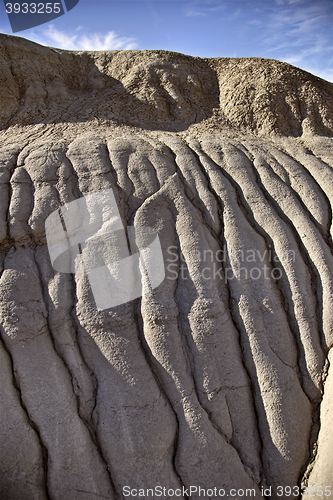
[{"left": 0, "top": 34, "right": 333, "bottom": 500}]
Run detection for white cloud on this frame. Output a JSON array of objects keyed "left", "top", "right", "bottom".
[
  {"left": 266, "top": 1, "right": 332, "bottom": 48},
  {"left": 275, "top": 0, "right": 305, "bottom": 5},
  {"left": 184, "top": 8, "right": 207, "bottom": 17},
  {"left": 184, "top": 1, "right": 227, "bottom": 17},
  {"left": 255, "top": 0, "right": 333, "bottom": 82},
  {"left": 24, "top": 25, "right": 138, "bottom": 51},
  {"left": 247, "top": 19, "right": 262, "bottom": 26}
]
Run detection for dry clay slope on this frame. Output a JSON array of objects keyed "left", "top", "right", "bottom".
[
  {"left": 0, "top": 34, "right": 333, "bottom": 500},
  {"left": 0, "top": 33, "right": 333, "bottom": 135}
]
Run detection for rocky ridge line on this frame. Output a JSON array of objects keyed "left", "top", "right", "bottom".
[{"left": 0, "top": 33, "right": 333, "bottom": 136}]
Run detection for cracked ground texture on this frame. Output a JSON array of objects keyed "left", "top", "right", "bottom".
[{"left": 0, "top": 34, "right": 333, "bottom": 500}]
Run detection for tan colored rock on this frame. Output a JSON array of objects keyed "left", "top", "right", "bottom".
[
  {"left": 0, "top": 33, "right": 332, "bottom": 136},
  {"left": 0, "top": 34, "right": 332, "bottom": 500},
  {"left": 307, "top": 351, "right": 333, "bottom": 495}
]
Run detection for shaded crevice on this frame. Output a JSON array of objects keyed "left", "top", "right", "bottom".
[
  {"left": 249, "top": 158, "right": 327, "bottom": 355},
  {"left": 70, "top": 306, "right": 118, "bottom": 499},
  {"left": 246, "top": 156, "right": 331, "bottom": 482},
  {"left": 15, "top": 165, "right": 36, "bottom": 245},
  {"left": 63, "top": 145, "right": 85, "bottom": 200},
  {"left": 197, "top": 142, "right": 321, "bottom": 392},
  {"left": 0, "top": 334, "right": 51, "bottom": 500},
  {"left": 144, "top": 155, "right": 162, "bottom": 190},
  {"left": 165, "top": 145, "right": 220, "bottom": 242},
  {"left": 223, "top": 148, "right": 321, "bottom": 396},
  {"left": 293, "top": 148, "right": 333, "bottom": 250},
  {"left": 169, "top": 141, "right": 266, "bottom": 482},
  {"left": 1, "top": 149, "right": 19, "bottom": 253},
  {"left": 103, "top": 141, "right": 122, "bottom": 191},
  {"left": 32, "top": 251, "right": 116, "bottom": 497},
  {"left": 257, "top": 147, "right": 332, "bottom": 250},
  {"left": 4, "top": 169, "right": 14, "bottom": 248},
  {"left": 132, "top": 300, "right": 185, "bottom": 490},
  {"left": 0, "top": 252, "right": 4, "bottom": 279},
  {"left": 299, "top": 353, "right": 331, "bottom": 487},
  {"left": 183, "top": 142, "right": 267, "bottom": 484}
]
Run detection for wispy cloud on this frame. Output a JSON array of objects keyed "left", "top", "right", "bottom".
[
  {"left": 275, "top": 0, "right": 305, "bottom": 5},
  {"left": 184, "top": 0, "right": 226, "bottom": 18},
  {"left": 23, "top": 25, "right": 137, "bottom": 50},
  {"left": 267, "top": 9, "right": 329, "bottom": 44},
  {"left": 258, "top": 0, "right": 333, "bottom": 81},
  {"left": 184, "top": 7, "right": 207, "bottom": 17}
]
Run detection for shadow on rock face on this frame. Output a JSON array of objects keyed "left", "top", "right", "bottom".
[
  {"left": 2, "top": 34, "right": 333, "bottom": 137},
  {"left": 0, "top": 35, "right": 220, "bottom": 131}
]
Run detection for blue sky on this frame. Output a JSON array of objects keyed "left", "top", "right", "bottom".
[{"left": 1, "top": 0, "right": 332, "bottom": 81}]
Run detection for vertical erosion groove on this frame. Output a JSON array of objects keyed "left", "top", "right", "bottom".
[
  {"left": 189, "top": 138, "right": 313, "bottom": 488},
  {"left": 0, "top": 259, "right": 50, "bottom": 499},
  {"left": 279, "top": 142, "right": 333, "bottom": 243},
  {"left": 0, "top": 247, "right": 115, "bottom": 499},
  {"left": 204, "top": 140, "right": 324, "bottom": 399},
  {"left": 67, "top": 136, "right": 182, "bottom": 497},
  {"left": 1, "top": 129, "right": 332, "bottom": 498},
  {"left": 132, "top": 299, "right": 185, "bottom": 490},
  {"left": 0, "top": 333, "right": 50, "bottom": 500},
  {"left": 263, "top": 145, "right": 332, "bottom": 240},
  {"left": 249, "top": 151, "right": 333, "bottom": 349},
  {"left": 0, "top": 147, "right": 20, "bottom": 249},
  {"left": 134, "top": 175, "right": 262, "bottom": 497},
  {"left": 166, "top": 140, "right": 264, "bottom": 482}
]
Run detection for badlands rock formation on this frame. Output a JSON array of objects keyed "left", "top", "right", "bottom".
[{"left": 0, "top": 34, "right": 333, "bottom": 500}]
